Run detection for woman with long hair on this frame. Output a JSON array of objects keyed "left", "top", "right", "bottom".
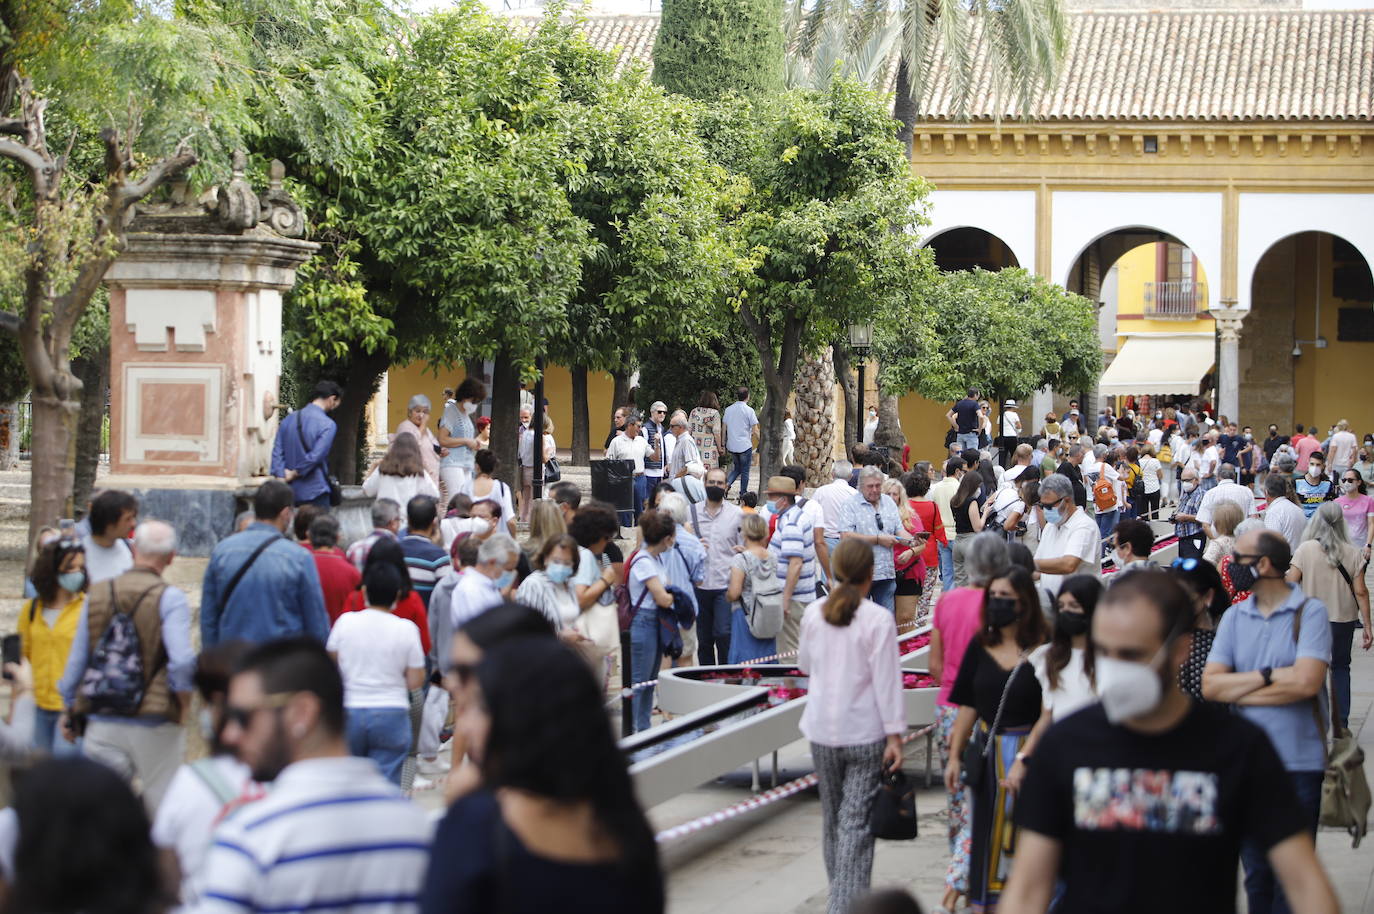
[
  {"left": 904, "top": 471, "right": 946, "bottom": 620},
  {"left": 422, "top": 637, "right": 664, "bottom": 914},
  {"left": 1289, "top": 500, "right": 1373, "bottom": 729},
  {"left": 522, "top": 499, "right": 567, "bottom": 560},
  {"left": 21, "top": 536, "right": 86, "bottom": 753},
  {"left": 883, "top": 477, "right": 927, "bottom": 628},
  {"left": 929, "top": 532, "right": 1009, "bottom": 914},
  {"left": 362, "top": 433, "right": 440, "bottom": 507},
  {"left": 950, "top": 470, "right": 993, "bottom": 588},
  {"left": 944, "top": 565, "right": 1048, "bottom": 914},
  {"left": 518, "top": 416, "right": 557, "bottom": 524},
  {"left": 797, "top": 539, "right": 905, "bottom": 914},
  {"left": 10, "top": 757, "right": 170, "bottom": 914},
  {"left": 1007, "top": 575, "right": 1102, "bottom": 794},
  {"left": 462, "top": 449, "right": 517, "bottom": 537},
  {"left": 688, "top": 391, "right": 723, "bottom": 471}
]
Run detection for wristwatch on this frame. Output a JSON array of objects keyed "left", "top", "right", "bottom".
[
  {"left": 1260, "top": 666, "right": 1273, "bottom": 687},
  {"left": 1015, "top": 751, "right": 1030, "bottom": 763}
]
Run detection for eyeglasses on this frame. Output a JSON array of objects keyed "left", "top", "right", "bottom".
[
  {"left": 1040, "top": 497, "right": 1063, "bottom": 509},
  {"left": 1170, "top": 557, "right": 1200, "bottom": 572},
  {"left": 1231, "top": 551, "right": 1263, "bottom": 566},
  {"left": 223, "top": 692, "right": 296, "bottom": 730}
]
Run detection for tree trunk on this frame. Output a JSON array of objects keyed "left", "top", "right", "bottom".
[
  {"left": 489, "top": 351, "right": 521, "bottom": 498},
  {"left": 71, "top": 345, "right": 109, "bottom": 514},
  {"left": 892, "top": 58, "right": 916, "bottom": 155},
  {"left": 793, "top": 349, "right": 836, "bottom": 488},
  {"left": 570, "top": 364, "right": 590, "bottom": 465},
  {"left": 832, "top": 342, "right": 858, "bottom": 459},
  {"left": 29, "top": 388, "right": 80, "bottom": 542},
  {"left": 873, "top": 357, "right": 906, "bottom": 460},
  {"left": 334, "top": 350, "right": 390, "bottom": 485},
  {"left": 0, "top": 401, "right": 21, "bottom": 471},
  {"left": 611, "top": 368, "right": 631, "bottom": 412}
]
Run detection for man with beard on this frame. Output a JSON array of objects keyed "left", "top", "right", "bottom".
[
  {"left": 198, "top": 638, "right": 430, "bottom": 914},
  {"left": 693, "top": 466, "right": 744, "bottom": 665},
  {"left": 1000, "top": 570, "right": 1338, "bottom": 914}
]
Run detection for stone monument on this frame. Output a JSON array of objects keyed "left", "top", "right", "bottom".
[{"left": 102, "top": 155, "right": 318, "bottom": 554}]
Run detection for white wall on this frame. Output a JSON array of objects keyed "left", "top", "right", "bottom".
[
  {"left": 920, "top": 190, "right": 1037, "bottom": 271},
  {"left": 1237, "top": 193, "right": 1374, "bottom": 312}
]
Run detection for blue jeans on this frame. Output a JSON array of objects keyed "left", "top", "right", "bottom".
[
  {"left": 34, "top": 708, "right": 80, "bottom": 756},
  {"left": 937, "top": 541, "right": 954, "bottom": 592},
  {"left": 869, "top": 578, "right": 896, "bottom": 612},
  {"left": 694, "top": 588, "right": 732, "bottom": 666},
  {"left": 631, "top": 474, "right": 651, "bottom": 523},
  {"left": 1330, "top": 620, "right": 1357, "bottom": 730},
  {"left": 956, "top": 432, "right": 979, "bottom": 453},
  {"left": 726, "top": 448, "right": 753, "bottom": 497},
  {"left": 345, "top": 707, "right": 412, "bottom": 785},
  {"left": 630, "top": 603, "right": 660, "bottom": 732},
  {"left": 295, "top": 491, "right": 332, "bottom": 508},
  {"left": 1095, "top": 509, "right": 1119, "bottom": 550},
  {"left": 1240, "top": 769, "right": 1323, "bottom": 914}
]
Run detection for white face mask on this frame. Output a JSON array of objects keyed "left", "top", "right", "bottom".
[
  {"left": 1183, "top": 481, "right": 1198, "bottom": 492},
  {"left": 1095, "top": 646, "right": 1169, "bottom": 723},
  {"left": 1341, "top": 481, "right": 1358, "bottom": 495},
  {"left": 462, "top": 401, "right": 477, "bottom": 416}
]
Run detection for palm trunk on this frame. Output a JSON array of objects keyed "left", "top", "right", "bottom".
[
  {"left": 893, "top": 58, "right": 916, "bottom": 154},
  {"left": 793, "top": 349, "right": 836, "bottom": 488},
  {"left": 71, "top": 345, "right": 109, "bottom": 513},
  {"left": 570, "top": 364, "right": 590, "bottom": 465},
  {"left": 490, "top": 352, "right": 521, "bottom": 496},
  {"left": 611, "top": 368, "right": 632, "bottom": 412},
  {"left": 831, "top": 342, "right": 858, "bottom": 459}
]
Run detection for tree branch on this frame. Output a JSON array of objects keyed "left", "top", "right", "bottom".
[
  {"left": 115, "top": 145, "right": 199, "bottom": 209},
  {"left": 737, "top": 301, "right": 780, "bottom": 388},
  {"left": 0, "top": 137, "right": 52, "bottom": 190}
]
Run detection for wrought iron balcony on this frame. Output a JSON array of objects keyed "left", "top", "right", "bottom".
[{"left": 1144, "top": 281, "right": 1206, "bottom": 319}]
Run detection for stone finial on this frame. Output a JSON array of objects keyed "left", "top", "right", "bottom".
[
  {"left": 217, "top": 149, "right": 261, "bottom": 230},
  {"left": 257, "top": 158, "right": 305, "bottom": 238}
]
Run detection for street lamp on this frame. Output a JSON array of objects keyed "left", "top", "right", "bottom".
[{"left": 849, "top": 323, "right": 873, "bottom": 444}]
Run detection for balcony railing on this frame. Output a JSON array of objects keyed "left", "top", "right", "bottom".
[{"left": 1144, "top": 281, "right": 1206, "bottom": 319}]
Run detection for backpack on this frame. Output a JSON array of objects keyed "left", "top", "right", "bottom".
[
  {"left": 1126, "top": 463, "right": 1145, "bottom": 500},
  {"left": 745, "top": 552, "right": 785, "bottom": 640},
  {"left": 77, "top": 582, "right": 166, "bottom": 716},
  {"left": 615, "top": 551, "right": 650, "bottom": 632},
  {"left": 1158, "top": 442, "right": 1173, "bottom": 464},
  {"left": 1092, "top": 475, "right": 1118, "bottom": 512}
]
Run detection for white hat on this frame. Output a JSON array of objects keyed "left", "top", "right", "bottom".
[{"left": 1004, "top": 399, "right": 1017, "bottom": 408}]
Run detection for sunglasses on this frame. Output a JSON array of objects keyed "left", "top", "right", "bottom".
[
  {"left": 223, "top": 692, "right": 295, "bottom": 730},
  {"left": 1231, "top": 551, "right": 1263, "bottom": 566},
  {"left": 1170, "top": 557, "right": 1200, "bottom": 572}
]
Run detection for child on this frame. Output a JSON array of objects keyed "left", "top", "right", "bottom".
[{"left": 740, "top": 491, "right": 758, "bottom": 514}]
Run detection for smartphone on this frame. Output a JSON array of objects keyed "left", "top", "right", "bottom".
[{"left": 1, "top": 634, "right": 19, "bottom": 680}]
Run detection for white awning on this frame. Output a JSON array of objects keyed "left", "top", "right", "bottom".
[{"left": 1098, "top": 335, "right": 1215, "bottom": 397}]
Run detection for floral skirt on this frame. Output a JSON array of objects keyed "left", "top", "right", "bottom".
[{"left": 935, "top": 704, "right": 970, "bottom": 894}]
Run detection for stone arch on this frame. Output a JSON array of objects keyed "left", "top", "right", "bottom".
[
  {"left": 920, "top": 189, "right": 1036, "bottom": 271},
  {"left": 922, "top": 226, "right": 1022, "bottom": 271},
  {"left": 1238, "top": 193, "right": 1374, "bottom": 314}
]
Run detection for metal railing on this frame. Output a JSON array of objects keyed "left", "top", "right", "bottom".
[{"left": 1144, "top": 281, "right": 1206, "bottom": 319}]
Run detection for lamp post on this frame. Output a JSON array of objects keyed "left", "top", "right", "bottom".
[{"left": 849, "top": 323, "right": 873, "bottom": 447}]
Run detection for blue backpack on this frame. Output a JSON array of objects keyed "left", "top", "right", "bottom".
[{"left": 78, "top": 582, "right": 165, "bottom": 716}]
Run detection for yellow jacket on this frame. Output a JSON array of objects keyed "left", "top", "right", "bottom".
[{"left": 18, "top": 595, "right": 83, "bottom": 712}]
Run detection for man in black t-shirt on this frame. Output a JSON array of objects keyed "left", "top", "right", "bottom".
[
  {"left": 947, "top": 387, "right": 984, "bottom": 454},
  {"left": 1000, "top": 570, "right": 1338, "bottom": 914}
]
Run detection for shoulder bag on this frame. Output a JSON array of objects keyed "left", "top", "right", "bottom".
[
  {"left": 871, "top": 769, "right": 919, "bottom": 840},
  {"left": 961, "top": 653, "right": 1027, "bottom": 790},
  {"left": 614, "top": 551, "right": 651, "bottom": 632},
  {"left": 295, "top": 411, "right": 343, "bottom": 507}
]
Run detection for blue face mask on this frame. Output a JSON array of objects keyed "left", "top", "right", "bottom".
[
  {"left": 57, "top": 570, "right": 86, "bottom": 593},
  {"left": 545, "top": 562, "right": 573, "bottom": 584},
  {"left": 495, "top": 569, "right": 516, "bottom": 590},
  {"left": 1044, "top": 506, "right": 1064, "bottom": 526}
]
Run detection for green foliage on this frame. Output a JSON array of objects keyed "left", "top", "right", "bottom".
[
  {"left": 653, "top": 0, "right": 786, "bottom": 101},
  {"left": 875, "top": 267, "right": 1102, "bottom": 402},
  {"left": 634, "top": 330, "right": 762, "bottom": 416}
]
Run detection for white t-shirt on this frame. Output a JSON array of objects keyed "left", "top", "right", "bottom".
[
  {"left": 862, "top": 416, "right": 879, "bottom": 444},
  {"left": 82, "top": 536, "right": 133, "bottom": 584},
  {"left": 460, "top": 476, "right": 516, "bottom": 522},
  {"left": 1330, "top": 430, "right": 1358, "bottom": 468},
  {"left": 1030, "top": 644, "right": 1097, "bottom": 721},
  {"left": 604, "top": 433, "right": 650, "bottom": 473},
  {"left": 326, "top": 608, "right": 424, "bottom": 709},
  {"left": 1002, "top": 410, "right": 1021, "bottom": 437},
  {"left": 361, "top": 470, "right": 439, "bottom": 506},
  {"left": 1140, "top": 455, "right": 1162, "bottom": 494},
  {"left": 153, "top": 756, "right": 259, "bottom": 906},
  {"left": 1037, "top": 508, "right": 1102, "bottom": 594},
  {"left": 1147, "top": 428, "right": 1164, "bottom": 448},
  {"left": 1201, "top": 446, "right": 1221, "bottom": 478}
]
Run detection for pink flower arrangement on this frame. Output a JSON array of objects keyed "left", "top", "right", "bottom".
[
  {"left": 899, "top": 632, "right": 931, "bottom": 653},
  {"left": 902, "top": 672, "right": 937, "bottom": 690}
]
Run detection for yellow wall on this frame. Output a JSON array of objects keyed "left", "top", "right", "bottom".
[
  {"left": 898, "top": 395, "right": 959, "bottom": 466},
  {"left": 1113, "top": 242, "right": 1215, "bottom": 339},
  {"left": 385, "top": 361, "right": 616, "bottom": 449},
  {"left": 1292, "top": 234, "right": 1374, "bottom": 434}
]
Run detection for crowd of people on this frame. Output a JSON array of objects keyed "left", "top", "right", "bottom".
[{"left": 0, "top": 374, "right": 1369, "bottom": 914}]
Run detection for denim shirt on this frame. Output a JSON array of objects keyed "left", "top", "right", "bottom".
[
  {"left": 200, "top": 523, "right": 330, "bottom": 647},
  {"left": 838, "top": 492, "right": 901, "bottom": 581},
  {"left": 269, "top": 404, "right": 337, "bottom": 502}
]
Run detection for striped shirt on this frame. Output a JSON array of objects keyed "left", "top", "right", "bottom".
[
  {"left": 196, "top": 757, "right": 431, "bottom": 914},
  {"left": 770, "top": 504, "right": 817, "bottom": 602},
  {"left": 399, "top": 534, "right": 450, "bottom": 610}
]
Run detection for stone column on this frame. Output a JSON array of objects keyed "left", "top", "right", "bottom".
[
  {"left": 101, "top": 160, "right": 317, "bottom": 553},
  {"left": 1212, "top": 305, "right": 1246, "bottom": 424}
]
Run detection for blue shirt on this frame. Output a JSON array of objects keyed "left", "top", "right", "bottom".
[
  {"left": 1207, "top": 584, "right": 1332, "bottom": 772},
  {"left": 269, "top": 403, "right": 337, "bottom": 502},
  {"left": 1295, "top": 476, "right": 1332, "bottom": 518},
  {"left": 1175, "top": 483, "right": 1205, "bottom": 537},
  {"left": 722, "top": 401, "right": 758, "bottom": 454},
  {"left": 200, "top": 523, "right": 330, "bottom": 647},
  {"left": 58, "top": 577, "right": 196, "bottom": 721},
  {"left": 438, "top": 403, "right": 475, "bottom": 470},
  {"left": 661, "top": 525, "right": 706, "bottom": 615},
  {"left": 838, "top": 491, "right": 901, "bottom": 581}
]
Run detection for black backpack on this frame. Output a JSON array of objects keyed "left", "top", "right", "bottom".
[{"left": 77, "top": 582, "right": 165, "bottom": 716}]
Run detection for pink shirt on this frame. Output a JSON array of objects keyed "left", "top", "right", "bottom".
[
  {"left": 1337, "top": 493, "right": 1374, "bottom": 545},
  {"left": 1295, "top": 436, "right": 1322, "bottom": 473},
  {"left": 797, "top": 597, "right": 905, "bottom": 747},
  {"left": 933, "top": 587, "right": 985, "bottom": 708}
]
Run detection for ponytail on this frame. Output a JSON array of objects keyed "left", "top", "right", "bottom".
[{"left": 824, "top": 539, "right": 874, "bottom": 627}]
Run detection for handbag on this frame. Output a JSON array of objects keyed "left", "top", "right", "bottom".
[
  {"left": 614, "top": 552, "right": 651, "bottom": 632},
  {"left": 543, "top": 455, "right": 562, "bottom": 484},
  {"left": 294, "top": 411, "right": 343, "bottom": 507},
  {"left": 871, "top": 770, "right": 919, "bottom": 840},
  {"left": 961, "top": 655, "right": 1026, "bottom": 791}
]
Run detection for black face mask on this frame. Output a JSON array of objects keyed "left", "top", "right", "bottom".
[
  {"left": 1056, "top": 610, "right": 1090, "bottom": 637},
  {"left": 705, "top": 485, "right": 726, "bottom": 503},
  {"left": 1228, "top": 560, "right": 1259, "bottom": 592},
  {"left": 986, "top": 596, "right": 1019, "bottom": 629}
]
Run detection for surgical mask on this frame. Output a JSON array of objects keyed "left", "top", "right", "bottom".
[
  {"left": 1243, "top": 434, "right": 1253, "bottom": 442},
  {"left": 495, "top": 569, "right": 516, "bottom": 589},
  {"left": 1043, "top": 506, "right": 1063, "bottom": 526},
  {"left": 1309, "top": 467, "right": 1325, "bottom": 480},
  {"left": 57, "top": 570, "right": 86, "bottom": 593},
  {"left": 705, "top": 485, "right": 726, "bottom": 503},
  {"left": 1342, "top": 481, "right": 1358, "bottom": 495},
  {"left": 1056, "top": 610, "right": 1090, "bottom": 637},
  {"left": 985, "top": 596, "right": 1018, "bottom": 629},
  {"left": 1096, "top": 646, "right": 1169, "bottom": 723},
  {"left": 1182, "top": 481, "right": 1198, "bottom": 493},
  {"left": 546, "top": 562, "right": 573, "bottom": 584},
  {"left": 1228, "top": 559, "right": 1259, "bottom": 592},
  {"left": 462, "top": 401, "right": 477, "bottom": 415}
]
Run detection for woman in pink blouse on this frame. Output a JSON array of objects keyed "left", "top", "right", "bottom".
[
  {"left": 927, "top": 531, "right": 1009, "bottom": 914},
  {"left": 798, "top": 538, "right": 905, "bottom": 914}
]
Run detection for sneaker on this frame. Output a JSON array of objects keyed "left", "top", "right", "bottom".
[{"left": 410, "top": 776, "right": 436, "bottom": 793}]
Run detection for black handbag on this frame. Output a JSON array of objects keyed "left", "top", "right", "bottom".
[
  {"left": 871, "top": 770, "right": 919, "bottom": 840},
  {"left": 543, "top": 456, "right": 562, "bottom": 484},
  {"left": 961, "top": 656, "right": 1026, "bottom": 791}
]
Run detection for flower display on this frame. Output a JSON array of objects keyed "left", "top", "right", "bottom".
[
  {"left": 899, "top": 632, "right": 932, "bottom": 654},
  {"left": 902, "top": 672, "right": 937, "bottom": 690}
]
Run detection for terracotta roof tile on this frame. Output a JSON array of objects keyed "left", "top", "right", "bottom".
[{"left": 535, "top": 10, "right": 1374, "bottom": 122}]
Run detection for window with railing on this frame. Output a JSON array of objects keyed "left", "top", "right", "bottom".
[{"left": 1144, "top": 280, "right": 1206, "bottom": 319}]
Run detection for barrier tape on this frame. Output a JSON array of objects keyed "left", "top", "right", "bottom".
[{"left": 654, "top": 722, "right": 938, "bottom": 844}]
